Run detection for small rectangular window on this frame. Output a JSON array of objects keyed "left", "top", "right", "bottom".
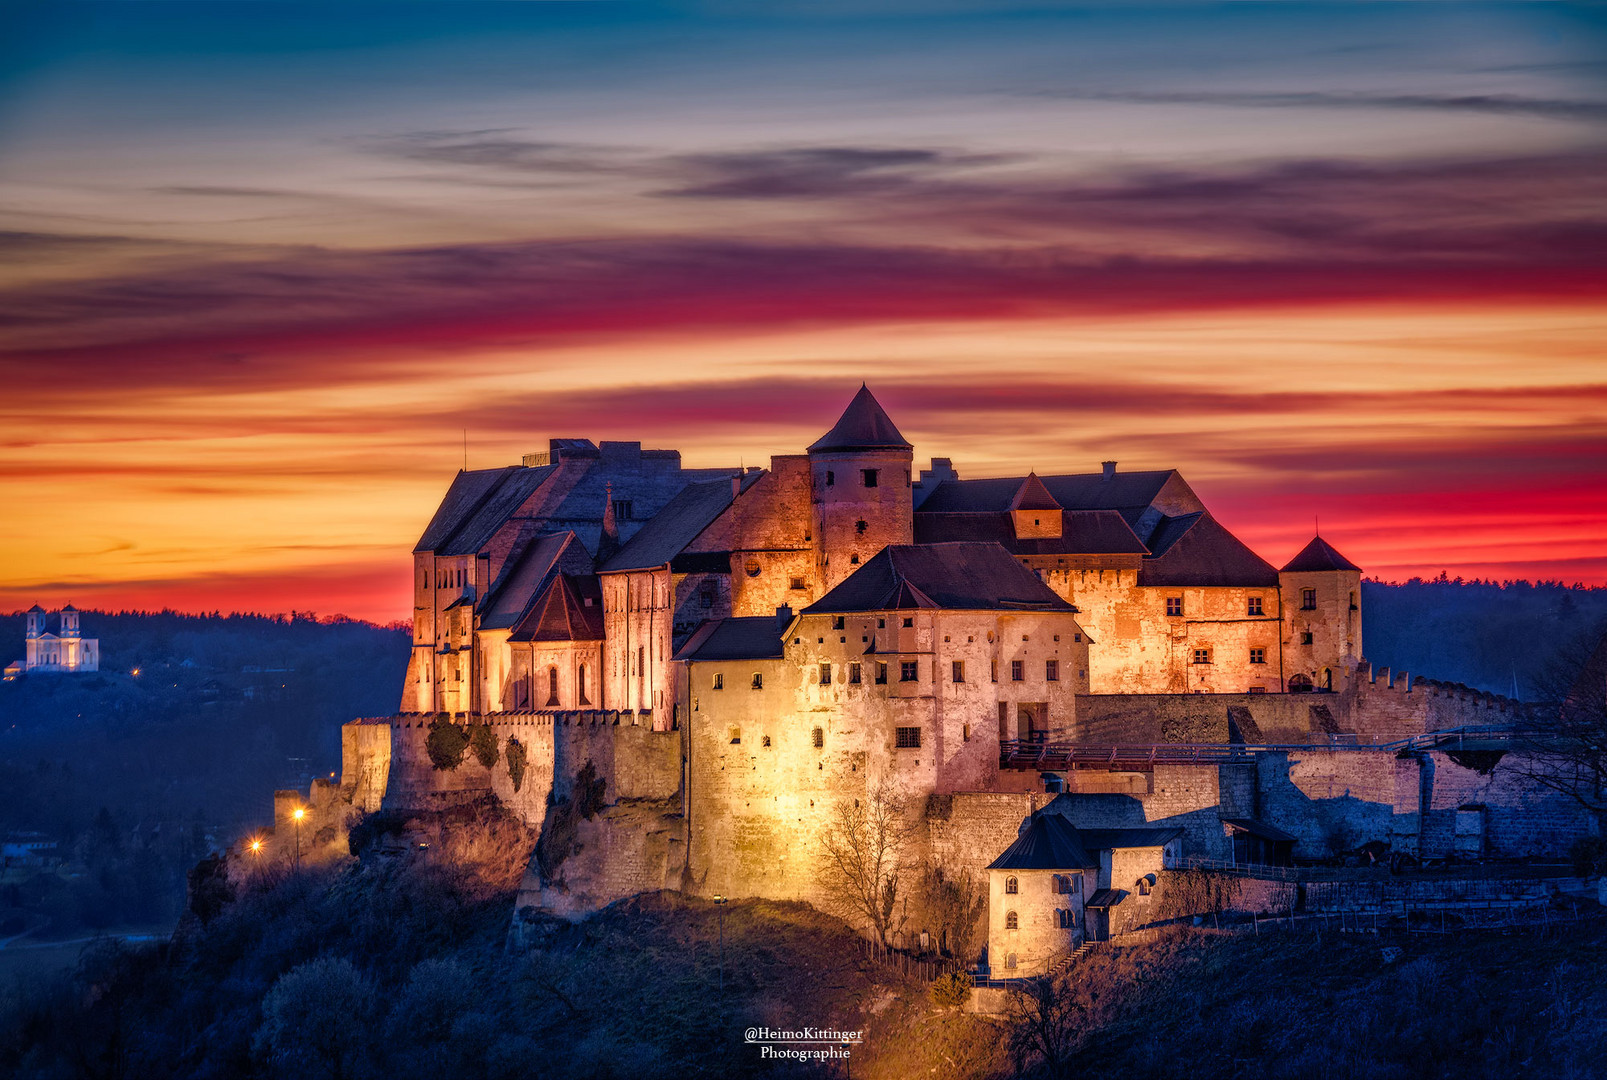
[
  {"left": 833, "top": 616, "right": 845, "bottom": 630},
  {"left": 713, "top": 673, "right": 724, "bottom": 690},
  {"left": 751, "top": 672, "right": 763, "bottom": 690},
  {"left": 963, "top": 723, "right": 971, "bottom": 741},
  {"left": 812, "top": 727, "right": 824, "bottom": 748},
  {"left": 1045, "top": 659, "right": 1059, "bottom": 681},
  {"left": 1166, "top": 597, "right": 1183, "bottom": 617},
  {"left": 902, "top": 616, "right": 914, "bottom": 628},
  {"left": 790, "top": 577, "right": 806, "bottom": 590},
  {"left": 1248, "top": 686, "right": 1267, "bottom": 694},
  {"left": 1249, "top": 648, "right": 1266, "bottom": 665},
  {"left": 895, "top": 726, "right": 921, "bottom": 749},
  {"left": 614, "top": 501, "right": 633, "bottom": 521},
  {"left": 848, "top": 662, "right": 862, "bottom": 684},
  {"left": 862, "top": 469, "right": 878, "bottom": 488},
  {"left": 1301, "top": 588, "right": 1317, "bottom": 611},
  {"left": 825, "top": 470, "right": 834, "bottom": 486},
  {"left": 819, "top": 663, "right": 832, "bottom": 685},
  {"left": 877, "top": 618, "right": 886, "bottom": 628},
  {"left": 700, "top": 587, "right": 716, "bottom": 609},
  {"left": 1301, "top": 631, "right": 1314, "bottom": 645},
  {"left": 1192, "top": 648, "right": 1212, "bottom": 665},
  {"left": 900, "top": 661, "right": 918, "bottom": 682},
  {"left": 952, "top": 660, "right": 965, "bottom": 683},
  {"left": 1011, "top": 659, "right": 1024, "bottom": 682},
  {"left": 1247, "top": 596, "right": 1264, "bottom": 616},
  {"left": 991, "top": 659, "right": 998, "bottom": 683},
  {"left": 874, "top": 662, "right": 889, "bottom": 684}
]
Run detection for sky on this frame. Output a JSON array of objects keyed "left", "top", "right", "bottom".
[{"left": 1, "top": 2, "right": 1605, "bottom": 623}]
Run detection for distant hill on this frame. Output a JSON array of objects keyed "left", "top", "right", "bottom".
[{"left": 1361, "top": 579, "right": 1607, "bottom": 699}]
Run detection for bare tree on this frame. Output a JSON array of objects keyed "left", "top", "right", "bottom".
[
  {"left": 1004, "top": 972, "right": 1084, "bottom": 1079},
  {"left": 819, "top": 780, "right": 916, "bottom": 947},
  {"left": 1511, "top": 629, "right": 1607, "bottom": 841}
]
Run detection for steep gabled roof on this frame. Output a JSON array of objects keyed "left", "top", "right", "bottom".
[
  {"left": 1075, "top": 826, "right": 1183, "bottom": 850},
  {"left": 914, "top": 509, "right": 1148, "bottom": 556},
  {"left": 805, "top": 543, "right": 1074, "bottom": 614},
  {"left": 807, "top": 384, "right": 912, "bottom": 453},
  {"left": 674, "top": 615, "right": 787, "bottom": 661},
  {"left": 477, "top": 532, "right": 580, "bottom": 631},
  {"left": 26, "top": 604, "right": 45, "bottom": 614},
  {"left": 600, "top": 475, "right": 752, "bottom": 573},
  {"left": 916, "top": 469, "right": 1181, "bottom": 519},
  {"left": 987, "top": 814, "right": 1097, "bottom": 871},
  {"left": 1282, "top": 535, "right": 1362, "bottom": 573},
  {"left": 1009, "top": 472, "right": 1061, "bottom": 512},
  {"left": 413, "top": 465, "right": 559, "bottom": 555},
  {"left": 509, "top": 574, "right": 604, "bottom": 642},
  {"left": 1138, "top": 513, "right": 1280, "bottom": 588}
]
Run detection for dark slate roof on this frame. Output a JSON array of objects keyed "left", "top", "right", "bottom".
[
  {"left": 414, "top": 465, "right": 559, "bottom": 555},
  {"left": 1009, "top": 473, "right": 1061, "bottom": 511},
  {"left": 807, "top": 384, "right": 912, "bottom": 453},
  {"left": 914, "top": 510, "right": 1148, "bottom": 556},
  {"left": 1221, "top": 818, "right": 1299, "bottom": 843},
  {"left": 915, "top": 470, "right": 1178, "bottom": 519},
  {"left": 478, "top": 532, "right": 578, "bottom": 631},
  {"left": 1076, "top": 827, "right": 1183, "bottom": 850},
  {"left": 509, "top": 575, "right": 604, "bottom": 642},
  {"left": 805, "top": 543, "right": 1075, "bottom": 614},
  {"left": 600, "top": 475, "right": 749, "bottom": 573},
  {"left": 1085, "top": 888, "right": 1128, "bottom": 908},
  {"left": 986, "top": 814, "right": 1097, "bottom": 870},
  {"left": 1282, "top": 535, "right": 1362, "bottom": 573},
  {"left": 26, "top": 604, "right": 45, "bottom": 614},
  {"left": 674, "top": 615, "right": 787, "bottom": 661},
  {"left": 1138, "top": 513, "right": 1280, "bottom": 588}
]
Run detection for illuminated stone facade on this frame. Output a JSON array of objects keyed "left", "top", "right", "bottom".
[{"left": 11, "top": 604, "right": 100, "bottom": 676}]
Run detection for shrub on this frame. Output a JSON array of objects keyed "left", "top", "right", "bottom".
[
  {"left": 506, "top": 736, "right": 527, "bottom": 792},
  {"left": 254, "top": 955, "right": 376, "bottom": 1080},
  {"left": 469, "top": 723, "right": 500, "bottom": 768},
  {"left": 426, "top": 717, "right": 469, "bottom": 771},
  {"left": 929, "top": 970, "right": 972, "bottom": 1009}
]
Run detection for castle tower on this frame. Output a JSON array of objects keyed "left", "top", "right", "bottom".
[
  {"left": 25, "top": 604, "right": 45, "bottom": 639},
  {"left": 59, "top": 604, "right": 80, "bottom": 639},
  {"left": 807, "top": 385, "right": 914, "bottom": 592},
  {"left": 1279, "top": 536, "right": 1362, "bottom": 694}
]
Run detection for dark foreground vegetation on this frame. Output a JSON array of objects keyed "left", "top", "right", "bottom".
[{"left": 2, "top": 801, "right": 1604, "bottom": 1079}]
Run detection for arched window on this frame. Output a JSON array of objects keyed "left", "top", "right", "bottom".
[
  {"left": 1288, "top": 673, "right": 1314, "bottom": 694},
  {"left": 577, "top": 665, "right": 589, "bottom": 706},
  {"left": 546, "top": 666, "right": 560, "bottom": 707},
  {"left": 1005, "top": 911, "right": 1018, "bottom": 930},
  {"left": 1323, "top": 667, "right": 1333, "bottom": 691},
  {"left": 1005, "top": 876, "right": 1018, "bottom": 895},
  {"left": 1005, "top": 953, "right": 1017, "bottom": 970}
]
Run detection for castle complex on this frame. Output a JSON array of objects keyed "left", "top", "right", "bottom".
[{"left": 299, "top": 387, "right": 1593, "bottom": 973}]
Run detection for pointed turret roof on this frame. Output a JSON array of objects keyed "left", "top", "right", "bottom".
[
  {"left": 597, "top": 483, "right": 620, "bottom": 563},
  {"left": 807, "top": 384, "right": 912, "bottom": 453},
  {"left": 1282, "top": 535, "right": 1361, "bottom": 573},
  {"left": 1008, "top": 472, "right": 1061, "bottom": 512},
  {"left": 26, "top": 604, "right": 45, "bottom": 614},
  {"left": 986, "top": 813, "right": 1096, "bottom": 871}
]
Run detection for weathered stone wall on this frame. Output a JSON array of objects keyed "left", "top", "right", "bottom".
[{"left": 515, "top": 797, "right": 688, "bottom": 921}]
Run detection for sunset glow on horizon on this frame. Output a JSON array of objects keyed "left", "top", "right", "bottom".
[{"left": 3, "top": 3, "right": 1605, "bottom": 622}]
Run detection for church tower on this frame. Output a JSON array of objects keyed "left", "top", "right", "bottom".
[
  {"left": 807, "top": 385, "right": 914, "bottom": 592},
  {"left": 59, "top": 604, "right": 80, "bottom": 639},
  {"left": 25, "top": 604, "right": 45, "bottom": 640}
]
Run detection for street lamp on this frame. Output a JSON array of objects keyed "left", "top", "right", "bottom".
[
  {"left": 713, "top": 895, "right": 728, "bottom": 996},
  {"left": 292, "top": 807, "right": 306, "bottom": 870}
]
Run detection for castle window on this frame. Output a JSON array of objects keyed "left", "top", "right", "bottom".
[
  {"left": 1301, "top": 631, "right": 1314, "bottom": 645},
  {"left": 1192, "top": 648, "right": 1212, "bottom": 665},
  {"left": 855, "top": 519, "right": 868, "bottom": 535},
  {"left": 850, "top": 554, "right": 859, "bottom": 564},
  {"left": 729, "top": 728, "right": 741, "bottom": 744},
  {"left": 1137, "top": 875, "right": 1153, "bottom": 896},
  {"left": 547, "top": 666, "right": 560, "bottom": 707},
  {"left": 820, "top": 663, "right": 832, "bottom": 685},
  {"left": 1249, "top": 648, "right": 1266, "bottom": 665},
  {"left": 1301, "top": 588, "right": 1317, "bottom": 611},
  {"left": 848, "top": 662, "right": 862, "bottom": 685},
  {"left": 761, "top": 735, "right": 772, "bottom": 748},
  {"left": 1074, "top": 633, "right": 1082, "bottom": 643},
  {"left": 1006, "top": 876, "right": 1018, "bottom": 895},
  {"left": 790, "top": 577, "right": 806, "bottom": 590},
  {"left": 713, "top": 673, "right": 724, "bottom": 691},
  {"left": 991, "top": 660, "right": 998, "bottom": 683},
  {"left": 746, "top": 559, "right": 762, "bottom": 578},
  {"left": 826, "top": 470, "right": 835, "bottom": 486},
  {"left": 614, "top": 501, "right": 633, "bottom": 521},
  {"left": 1166, "top": 597, "right": 1183, "bottom": 617},
  {"left": 963, "top": 723, "right": 971, "bottom": 741},
  {"left": 1247, "top": 596, "right": 1264, "bottom": 616},
  {"left": 834, "top": 617, "right": 845, "bottom": 630},
  {"left": 1046, "top": 659, "right": 1059, "bottom": 681},
  {"left": 875, "top": 662, "right": 888, "bottom": 685},
  {"left": 578, "top": 665, "right": 590, "bottom": 705},
  {"left": 862, "top": 469, "right": 878, "bottom": 487},
  {"left": 1058, "top": 909, "right": 1074, "bottom": 928},
  {"left": 700, "top": 585, "right": 716, "bottom": 609},
  {"left": 952, "top": 661, "right": 965, "bottom": 684},
  {"left": 638, "top": 646, "right": 645, "bottom": 678},
  {"left": 1011, "top": 660, "right": 1024, "bottom": 682},
  {"left": 813, "top": 726, "right": 824, "bottom": 748},
  {"left": 900, "top": 661, "right": 918, "bottom": 682},
  {"left": 1005, "top": 911, "right": 1019, "bottom": 931},
  {"left": 751, "top": 672, "right": 763, "bottom": 690},
  {"left": 902, "top": 617, "right": 914, "bottom": 628},
  {"left": 1248, "top": 686, "right": 1267, "bottom": 694},
  {"left": 1005, "top": 952, "right": 1017, "bottom": 968},
  {"left": 1350, "top": 591, "right": 1358, "bottom": 611},
  {"left": 896, "top": 726, "right": 921, "bottom": 748}
]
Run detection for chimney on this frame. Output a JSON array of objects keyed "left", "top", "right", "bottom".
[
  {"left": 775, "top": 604, "right": 792, "bottom": 626},
  {"left": 1102, "top": 461, "right": 1117, "bottom": 481},
  {"left": 733, "top": 473, "right": 742, "bottom": 498}
]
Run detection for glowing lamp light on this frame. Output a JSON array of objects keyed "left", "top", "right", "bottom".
[
  {"left": 131, "top": 668, "right": 140, "bottom": 677},
  {"left": 249, "top": 839, "right": 263, "bottom": 854},
  {"left": 292, "top": 807, "right": 306, "bottom": 821}
]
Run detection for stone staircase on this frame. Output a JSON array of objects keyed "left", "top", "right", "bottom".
[{"left": 1047, "top": 941, "right": 1100, "bottom": 979}]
